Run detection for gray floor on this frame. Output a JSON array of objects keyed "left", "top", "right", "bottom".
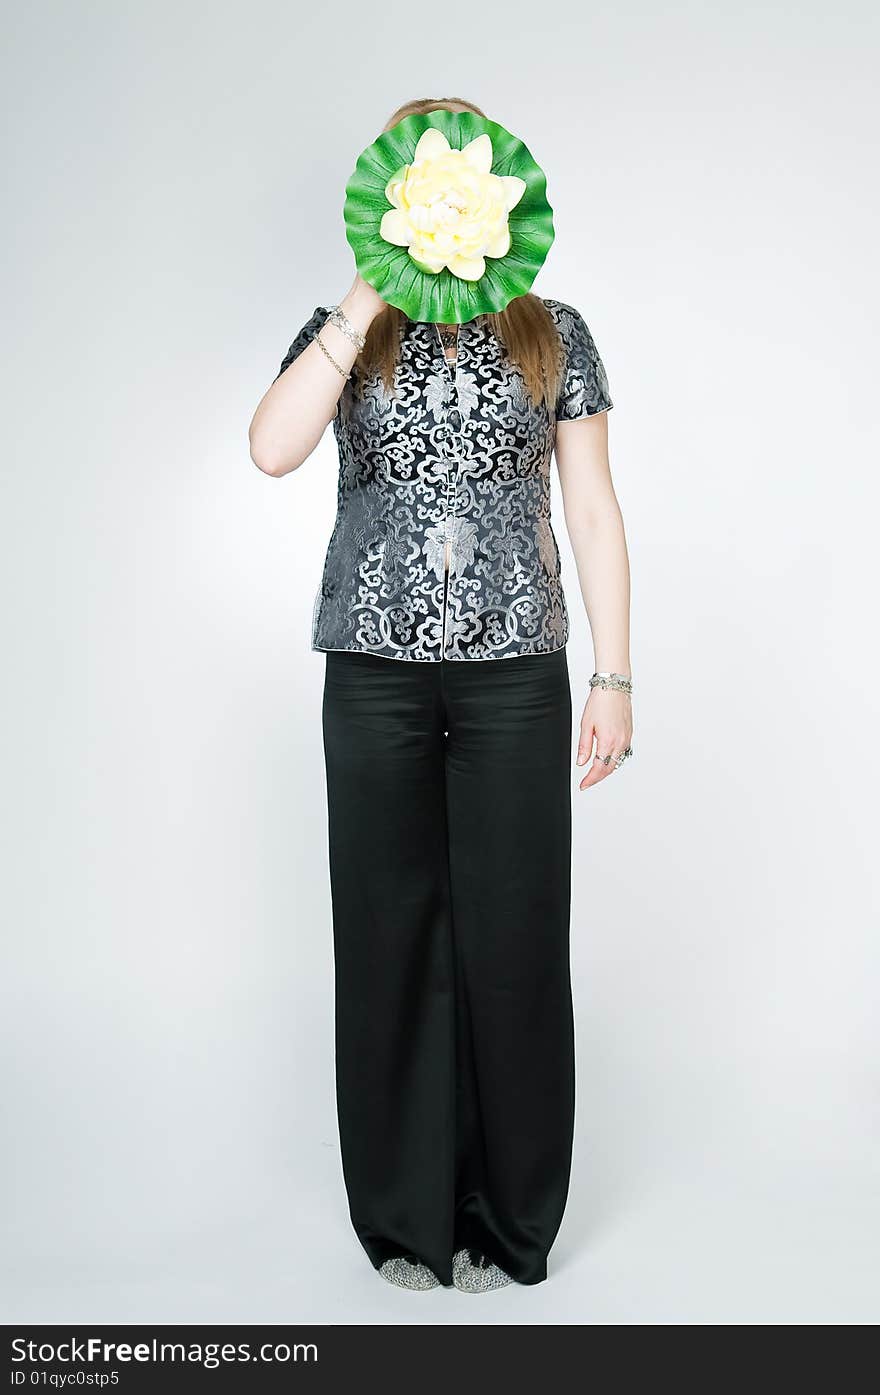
[{"left": 4, "top": 1044, "right": 877, "bottom": 1325}]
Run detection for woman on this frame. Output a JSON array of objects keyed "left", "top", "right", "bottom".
[{"left": 248, "top": 96, "right": 633, "bottom": 1293}]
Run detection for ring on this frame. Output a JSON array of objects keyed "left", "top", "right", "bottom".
[{"left": 597, "top": 746, "right": 633, "bottom": 768}]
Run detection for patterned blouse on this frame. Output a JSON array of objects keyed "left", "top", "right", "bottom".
[{"left": 273, "top": 297, "right": 613, "bottom": 662}]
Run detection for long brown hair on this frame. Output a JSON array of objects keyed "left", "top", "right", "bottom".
[{"left": 354, "top": 96, "right": 565, "bottom": 411}]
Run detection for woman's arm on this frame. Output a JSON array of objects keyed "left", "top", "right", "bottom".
[
  {"left": 248, "top": 275, "right": 386, "bottom": 478},
  {"left": 555, "top": 410, "right": 634, "bottom": 790}
]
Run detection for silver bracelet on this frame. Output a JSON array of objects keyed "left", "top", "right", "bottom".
[
  {"left": 327, "top": 304, "right": 367, "bottom": 351},
  {"left": 589, "top": 671, "right": 633, "bottom": 695},
  {"left": 314, "top": 331, "right": 351, "bottom": 381}
]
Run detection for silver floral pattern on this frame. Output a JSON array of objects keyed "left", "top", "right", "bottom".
[{"left": 273, "top": 297, "right": 613, "bottom": 661}]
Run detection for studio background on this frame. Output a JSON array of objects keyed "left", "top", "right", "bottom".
[{"left": 2, "top": 0, "right": 877, "bottom": 1324}]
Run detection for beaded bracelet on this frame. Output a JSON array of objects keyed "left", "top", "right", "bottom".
[
  {"left": 589, "top": 671, "right": 633, "bottom": 695},
  {"left": 314, "top": 332, "right": 351, "bottom": 381}
]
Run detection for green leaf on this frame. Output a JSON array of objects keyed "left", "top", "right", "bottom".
[{"left": 344, "top": 110, "right": 555, "bottom": 324}]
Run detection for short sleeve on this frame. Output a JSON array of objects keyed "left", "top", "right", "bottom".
[
  {"left": 273, "top": 305, "right": 331, "bottom": 382},
  {"left": 545, "top": 299, "right": 613, "bottom": 420}
]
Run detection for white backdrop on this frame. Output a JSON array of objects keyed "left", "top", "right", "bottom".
[{"left": 2, "top": 0, "right": 878, "bottom": 1324}]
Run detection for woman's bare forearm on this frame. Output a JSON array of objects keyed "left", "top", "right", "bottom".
[
  {"left": 249, "top": 277, "right": 386, "bottom": 477},
  {"left": 555, "top": 413, "right": 632, "bottom": 675},
  {"left": 565, "top": 502, "right": 632, "bottom": 675}
]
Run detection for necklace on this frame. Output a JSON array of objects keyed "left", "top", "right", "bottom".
[{"left": 436, "top": 324, "right": 458, "bottom": 353}]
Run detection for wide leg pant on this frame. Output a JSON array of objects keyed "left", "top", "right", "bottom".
[{"left": 321, "top": 646, "right": 574, "bottom": 1287}]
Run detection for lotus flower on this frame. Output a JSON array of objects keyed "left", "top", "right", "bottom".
[
  {"left": 379, "top": 128, "right": 526, "bottom": 282},
  {"left": 343, "top": 111, "right": 555, "bottom": 323}
]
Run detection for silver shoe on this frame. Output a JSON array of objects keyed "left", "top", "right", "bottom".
[
  {"left": 452, "top": 1247, "right": 513, "bottom": 1293},
  {"left": 379, "top": 1255, "right": 440, "bottom": 1290}
]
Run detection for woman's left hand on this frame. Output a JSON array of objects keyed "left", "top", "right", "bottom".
[{"left": 576, "top": 689, "right": 633, "bottom": 790}]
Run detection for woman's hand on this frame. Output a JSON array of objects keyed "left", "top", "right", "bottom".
[
  {"left": 576, "top": 688, "right": 633, "bottom": 790},
  {"left": 342, "top": 272, "right": 389, "bottom": 324}
]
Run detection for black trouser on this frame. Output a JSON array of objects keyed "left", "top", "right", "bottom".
[{"left": 321, "top": 646, "right": 574, "bottom": 1287}]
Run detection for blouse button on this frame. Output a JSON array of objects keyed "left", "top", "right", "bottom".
[{"left": 448, "top": 409, "right": 462, "bottom": 431}]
